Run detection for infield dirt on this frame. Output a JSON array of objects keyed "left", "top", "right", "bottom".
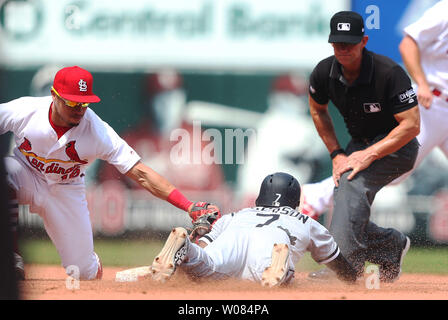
[{"left": 20, "top": 264, "right": 448, "bottom": 300}]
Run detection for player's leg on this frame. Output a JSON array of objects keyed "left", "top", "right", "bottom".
[
  {"left": 8, "top": 188, "right": 19, "bottom": 254},
  {"left": 246, "top": 227, "right": 293, "bottom": 287},
  {"left": 151, "top": 227, "right": 228, "bottom": 282},
  {"left": 41, "top": 183, "right": 101, "bottom": 280},
  {"left": 261, "top": 243, "right": 292, "bottom": 287},
  {"left": 435, "top": 99, "right": 448, "bottom": 160},
  {"left": 4, "top": 156, "right": 44, "bottom": 280},
  {"left": 5, "top": 183, "right": 24, "bottom": 280},
  {"left": 177, "top": 228, "right": 254, "bottom": 281},
  {"left": 181, "top": 243, "right": 230, "bottom": 280},
  {"left": 329, "top": 138, "right": 419, "bottom": 276},
  {"left": 0, "top": 143, "right": 19, "bottom": 298},
  {"left": 364, "top": 221, "right": 410, "bottom": 282},
  {"left": 183, "top": 226, "right": 293, "bottom": 286},
  {"left": 151, "top": 227, "right": 189, "bottom": 282},
  {"left": 154, "top": 226, "right": 292, "bottom": 285}
]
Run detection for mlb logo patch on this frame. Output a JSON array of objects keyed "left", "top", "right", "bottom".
[
  {"left": 337, "top": 23, "right": 351, "bottom": 31},
  {"left": 363, "top": 103, "right": 382, "bottom": 113},
  {"left": 398, "top": 88, "right": 416, "bottom": 104}
]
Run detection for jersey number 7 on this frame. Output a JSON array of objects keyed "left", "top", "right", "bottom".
[{"left": 255, "top": 213, "right": 280, "bottom": 227}]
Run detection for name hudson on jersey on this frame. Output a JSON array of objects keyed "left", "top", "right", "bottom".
[
  {"left": 255, "top": 206, "right": 310, "bottom": 223},
  {"left": 19, "top": 138, "right": 86, "bottom": 181}
]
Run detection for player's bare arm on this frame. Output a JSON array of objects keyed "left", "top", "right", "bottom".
[
  {"left": 399, "top": 35, "right": 433, "bottom": 109},
  {"left": 125, "top": 161, "right": 176, "bottom": 200},
  {"left": 345, "top": 107, "right": 420, "bottom": 181},
  {"left": 309, "top": 94, "right": 347, "bottom": 186},
  {"left": 126, "top": 161, "right": 222, "bottom": 220}
]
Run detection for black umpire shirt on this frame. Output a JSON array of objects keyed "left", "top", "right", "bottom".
[{"left": 309, "top": 48, "right": 418, "bottom": 142}]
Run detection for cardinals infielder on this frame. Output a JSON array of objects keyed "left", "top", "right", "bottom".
[{"left": 0, "top": 66, "right": 218, "bottom": 280}]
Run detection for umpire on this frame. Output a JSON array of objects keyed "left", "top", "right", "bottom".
[{"left": 307, "top": 11, "right": 420, "bottom": 282}]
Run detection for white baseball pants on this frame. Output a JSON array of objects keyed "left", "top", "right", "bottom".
[
  {"left": 5, "top": 156, "right": 100, "bottom": 280},
  {"left": 182, "top": 226, "right": 293, "bottom": 283}
]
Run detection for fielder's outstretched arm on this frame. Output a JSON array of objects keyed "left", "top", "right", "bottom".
[
  {"left": 125, "top": 161, "right": 221, "bottom": 220},
  {"left": 126, "top": 161, "right": 177, "bottom": 200},
  {"left": 125, "top": 161, "right": 193, "bottom": 212}
]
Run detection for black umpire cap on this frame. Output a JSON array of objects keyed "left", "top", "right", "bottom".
[
  {"left": 328, "top": 11, "right": 365, "bottom": 44},
  {"left": 255, "top": 172, "right": 301, "bottom": 209}
]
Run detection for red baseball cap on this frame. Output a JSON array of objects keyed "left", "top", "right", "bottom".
[{"left": 52, "top": 66, "right": 101, "bottom": 103}]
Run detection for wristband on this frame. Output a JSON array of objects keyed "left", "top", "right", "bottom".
[
  {"left": 330, "top": 148, "right": 346, "bottom": 159},
  {"left": 167, "top": 189, "right": 193, "bottom": 212}
]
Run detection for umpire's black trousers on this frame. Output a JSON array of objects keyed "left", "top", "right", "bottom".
[{"left": 330, "top": 135, "right": 419, "bottom": 275}]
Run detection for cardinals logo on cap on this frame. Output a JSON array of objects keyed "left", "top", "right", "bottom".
[{"left": 78, "top": 79, "right": 87, "bottom": 92}]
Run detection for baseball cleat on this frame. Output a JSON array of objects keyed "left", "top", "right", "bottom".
[
  {"left": 94, "top": 252, "right": 103, "bottom": 280},
  {"left": 14, "top": 253, "right": 25, "bottom": 281},
  {"left": 380, "top": 236, "right": 411, "bottom": 283},
  {"left": 151, "top": 227, "right": 188, "bottom": 283},
  {"left": 261, "top": 243, "right": 290, "bottom": 288}
]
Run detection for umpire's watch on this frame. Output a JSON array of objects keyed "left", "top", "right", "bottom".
[{"left": 330, "top": 148, "right": 346, "bottom": 159}]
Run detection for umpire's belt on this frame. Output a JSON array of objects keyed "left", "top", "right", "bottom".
[{"left": 432, "top": 88, "right": 448, "bottom": 103}]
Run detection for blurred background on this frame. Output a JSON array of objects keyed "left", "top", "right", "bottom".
[{"left": 1, "top": 0, "right": 447, "bottom": 265}]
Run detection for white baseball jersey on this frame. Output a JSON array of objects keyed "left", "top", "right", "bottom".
[
  {"left": 183, "top": 206, "right": 339, "bottom": 282},
  {"left": 0, "top": 96, "right": 140, "bottom": 186},
  {"left": 403, "top": 0, "right": 448, "bottom": 94},
  {"left": 0, "top": 96, "right": 141, "bottom": 279}
]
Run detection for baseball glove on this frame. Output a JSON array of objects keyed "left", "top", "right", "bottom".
[
  {"left": 188, "top": 202, "right": 221, "bottom": 243},
  {"left": 189, "top": 201, "right": 221, "bottom": 222}
]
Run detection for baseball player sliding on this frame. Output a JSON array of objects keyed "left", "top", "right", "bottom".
[
  {"left": 0, "top": 66, "right": 219, "bottom": 280},
  {"left": 151, "top": 172, "right": 357, "bottom": 287}
]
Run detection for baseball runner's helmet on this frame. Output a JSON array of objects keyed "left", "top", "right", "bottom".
[{"left": 255, "top": 172, "right": 301, "bottom": 208}]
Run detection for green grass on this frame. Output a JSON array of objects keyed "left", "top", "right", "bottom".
[
  {"left": 20, "top": 238, "right": 448, "bottom": 274},
  {"left": 297, "top": 247, "right": 448, "bottom": 275},
  {"left": 20, "top": 238, "right": 165, "bottom": 267},
  {"left": 400, "top": 247, "right": 448, "bottom": 274}
]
